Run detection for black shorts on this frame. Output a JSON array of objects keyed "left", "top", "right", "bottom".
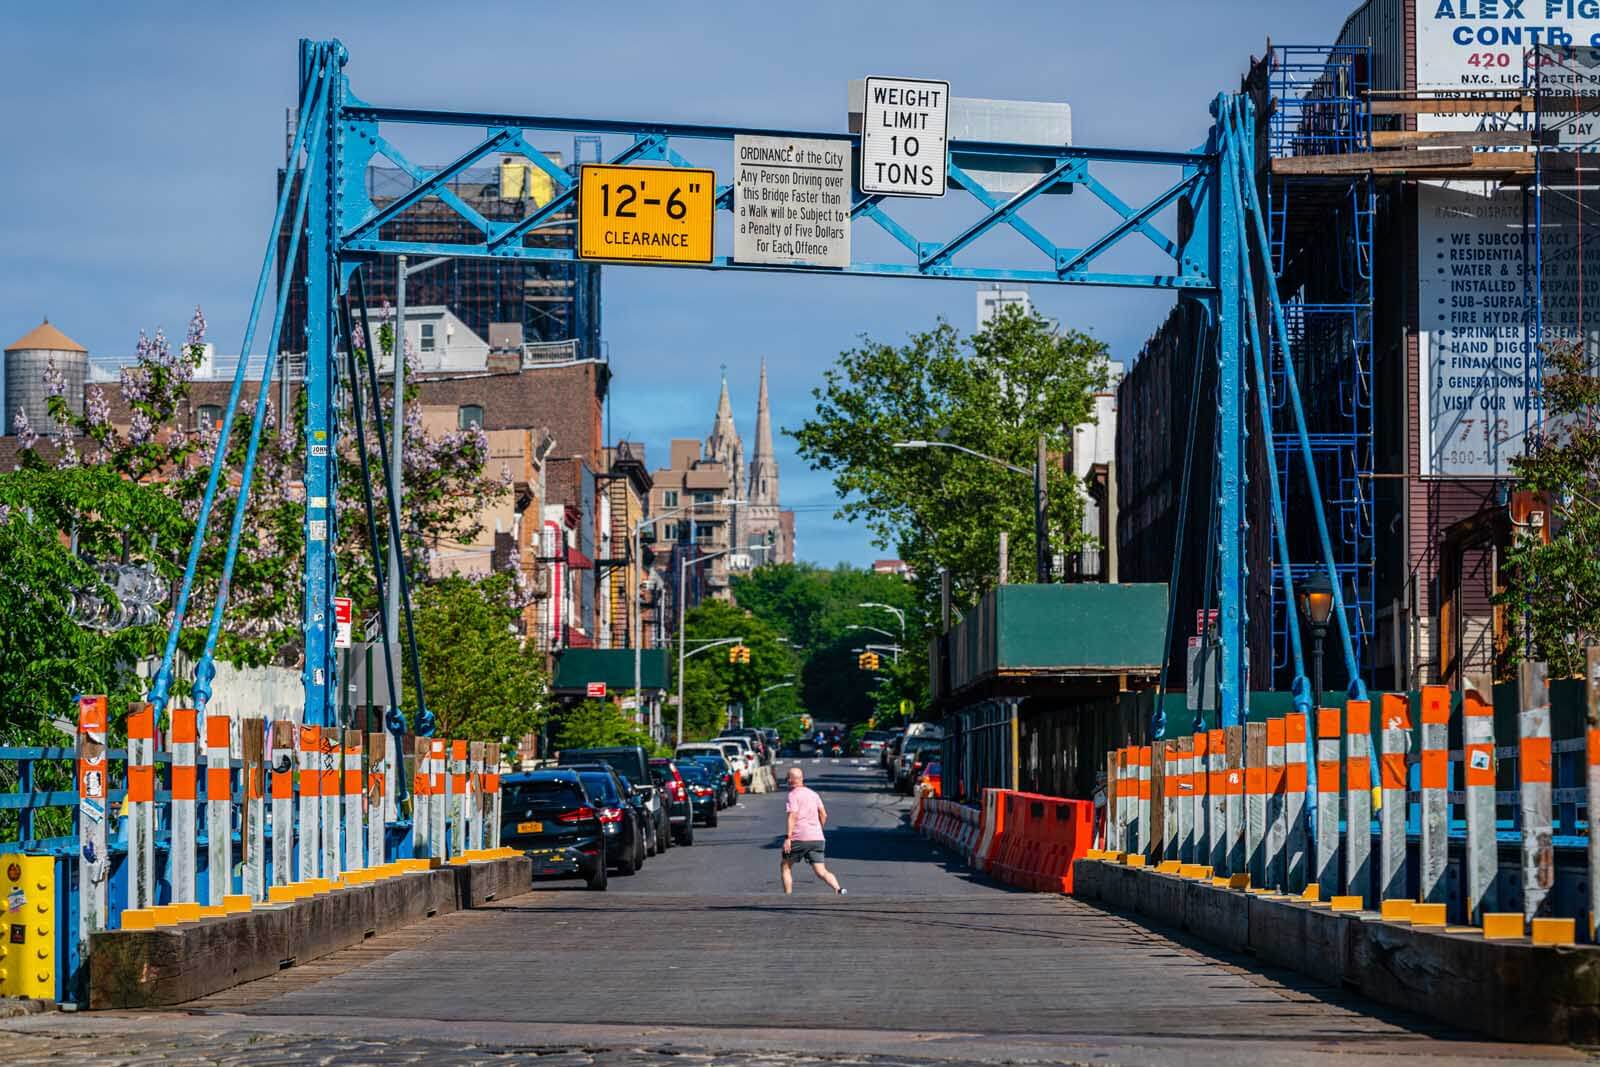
[{"left": 784, "top": 840, "right": 826, "bottom": 865}]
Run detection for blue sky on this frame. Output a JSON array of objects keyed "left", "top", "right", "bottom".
[{"left": 2, "top": 1, "right": 1350, "bottom": 566}]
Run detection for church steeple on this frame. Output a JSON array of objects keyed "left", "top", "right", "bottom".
[
  {"left": 707, "top": 364, "right": 738, "bottom": 461},
  {"left": 748, "top": 359, "right": 778, "bottom": 507}
]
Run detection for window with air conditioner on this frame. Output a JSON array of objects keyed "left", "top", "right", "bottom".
[
  {"left": 196, "top": 404, "right": 222, "bottom": 431},
  {"left": 458, "top": 404, "right": 484, "bottom": 429}
]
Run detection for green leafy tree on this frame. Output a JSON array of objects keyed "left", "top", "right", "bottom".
[
  {"left": 553, "top": 699, "right": 653, "bottom": 751},
  {"left": 674, "top": 599, "right": 798, "bottom": 740},
  {"left": 1497, "top": 340, "right": 1600, "bottom": 677},
  {"left": 404, "top": 574, "right": 547, "bottom": 742},
  {"left": 731, "top": 562, "right": 929, "bottom": 725},
  {"left": 0, "top": 468, "right": 187, "bottom": 746},
  {"left": 790, "top": 304, "right": 1107, "bottom": 612}
]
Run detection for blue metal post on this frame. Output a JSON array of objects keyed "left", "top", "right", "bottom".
[
  {"left": 1213, "top": 95, "right": 1246, "bottom": 728},
  {"left": 301, "top": 40, "right": 345, "bottom": 729}
]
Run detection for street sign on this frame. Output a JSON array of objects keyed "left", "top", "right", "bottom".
[
  {"left": 586, "top": 681, "right": 607, "bottom": 699},
  {"left": 733, "top": 134, "right": 851, "bottom": 268},
  {"left": 859, "top": 76, "right": 950, "bottom": 197},
  {"left": 578, "top": 163, "right": 714, "bottom": 264},
  {"left": 333, "top": 596, "right": 352, "bottom": 649}
]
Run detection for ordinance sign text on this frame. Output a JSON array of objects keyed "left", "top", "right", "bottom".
[{"left": 734, "top": 135, "right": 851, "bottom": 268}]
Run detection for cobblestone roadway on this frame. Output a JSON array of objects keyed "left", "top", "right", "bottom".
[{"left": 0, "top": 760, "right": 1587, "bottom": 1065}]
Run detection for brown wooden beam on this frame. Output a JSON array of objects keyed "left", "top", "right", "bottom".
[
  {"left": 1371, "top": 129, "right": 1541, "bottom": 149},
  {"left": 1370, "top": 96, "right": 1532, "bottom": 116},
  {"left": 1270, "top": 148, "right": 1473, "bottom": 175}
]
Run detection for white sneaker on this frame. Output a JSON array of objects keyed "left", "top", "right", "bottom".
[{"left": 837, "top": 887, "right": 847, "bottom": 895}]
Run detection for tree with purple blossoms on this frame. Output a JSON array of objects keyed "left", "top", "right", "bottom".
[{"left": 10, "top": 307, "right": 512, "bottom": 680}]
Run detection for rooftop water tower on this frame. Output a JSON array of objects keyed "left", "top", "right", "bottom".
[{"left": 5, "top": 319, "right": 87, "bottom": 436}]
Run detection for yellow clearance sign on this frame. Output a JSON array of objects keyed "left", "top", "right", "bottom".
[{"left": 578, "top": 163, "right": 715, "bottom": 264}]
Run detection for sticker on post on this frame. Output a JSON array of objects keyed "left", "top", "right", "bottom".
[{"left": 1469, "top": 749, "right": 1491, "bottom": 772}]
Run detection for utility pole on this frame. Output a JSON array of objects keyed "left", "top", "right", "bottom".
[{"left": 1035, "top": 433, "right": 1050, "bottom": 583}]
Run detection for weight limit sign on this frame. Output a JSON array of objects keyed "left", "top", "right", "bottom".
[{"left": 859, "top": 75, "right": 950, "bottom": 198}]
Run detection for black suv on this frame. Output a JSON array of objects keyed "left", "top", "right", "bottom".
[
  {"left": 559, "top": 746, "right": 671, "bottom": 855},
  {"left": 648, "top": 758, "right": 696, "bottom": 845},
  {"left": 501, "top": 770, "right": 608, "bottom": 891},
  {"left": 565, "top": 764, "right": 648, "bottom": 876}
]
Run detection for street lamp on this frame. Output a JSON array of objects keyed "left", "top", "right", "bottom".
[
  {"left": 1297, "top": 571, "right": 1335, "bottom": 700},
  {"left": 754, "top": 681, "right": 795, "bottom": 727},
  {"left": 893, "top": 437, "right": 1051, "bottom": 583},
  {"left": 859, "top": 602, "right": 906, "bottom": 647},
  {"left": 676, "top": 541, "right": 770, "bottom": 745},
  {"left": 632, "top": 498, "right": 745, "bottom": 739}
]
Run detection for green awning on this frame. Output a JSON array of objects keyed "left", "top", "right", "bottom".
[{"left": 552, "top": 648, "right": 669, "bottom": 693}]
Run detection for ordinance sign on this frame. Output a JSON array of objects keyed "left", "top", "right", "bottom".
[
  {"left": 578, "top": 163, "right": 714, "bottom": 263},
  {"left": 733, "top": 134, "right": 851, "bottom": 268},
  {"left": 859, "top": 76, "right": 949, "bottom": 197}
]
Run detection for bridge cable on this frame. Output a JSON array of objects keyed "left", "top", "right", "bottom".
[
  {"left": 148, "top": 51, "right": 331, "bottom": 715},
  {"left": 189, "top": 96, "right": 331, "bottom": 713},
  {"left": 1150, "top": 305, "right": 1214, "bottom": 741},
  {"left": 353, "top": 269, "right": 434, "bottom": 737}
]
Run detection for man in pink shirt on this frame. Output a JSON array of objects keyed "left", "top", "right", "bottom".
[{"left": 782, "top": 766, "right": 846, "bottom": 894}]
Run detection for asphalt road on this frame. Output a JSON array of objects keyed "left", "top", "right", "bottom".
[{"left": 0, "top": 758, "right": 1587, "bottom": 1065}]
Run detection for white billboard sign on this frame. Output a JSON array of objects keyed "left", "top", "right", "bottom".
[
  {"left": 859, "top": 76, "right": 949, "bottom": 197},
  {"left": 733, "top": 134, "right": 851, "bottom": 268},
  {"left": 1416, "top": 8, "right": 1600, "bottom": 146},
  {"left": 1417, "top": 184, "right": 1540, "bottom": 476}
]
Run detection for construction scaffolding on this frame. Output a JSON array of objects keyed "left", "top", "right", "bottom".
[
  {"left": 278, "top": 154, "right": 601, "bottom": 359},
  {"left": 1262, "top": 44, "right": 1377, "bottom": 694}
]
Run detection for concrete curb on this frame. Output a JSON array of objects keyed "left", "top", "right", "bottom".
[
  {"left": 1073, "top": 858, "right": 1600, "bottom": 1043},
  {"left": 90, "top": 856, "right": 531, "bottom": 1009}
]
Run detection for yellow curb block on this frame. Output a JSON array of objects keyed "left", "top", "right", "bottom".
[
  {"left": 1532, "top": 917, "right": 1576, "bottom": 946},
  {"left": 1410, "top": 903, "right": 1446, "bottom": 927},
  {"left": 170, "top": 901, "right": 202, "bottom": 923},
  {"left": 1330, "top": 895, "right": 1363, "bottom": 912},
  {"left": 1123, "top": 854, "right": 1147, "bottom": 868},
  {"left": 1300, "top": 883, "right": 1321, "bottom": 902},
  {"left": 222, "top": 894, "right": 253, "bottom": 913},
  {"left": 1380, "top": 899, "right": 1413, "bottom": 922},
  {"left": 1156, "top": 860, "right": 1183, "bottom": 874},
  {"left": 120, "top": 908, "right": 157, "bottom": 930},
  {"left": 1179, "top": 864, "right": 1213, "bottom": 880},
  {"left": 1482, "top": 913, "right": 1523, "bottom": 939},
  {"left": 1228, "top": 873, "right": 1250, "bottom": 890}
]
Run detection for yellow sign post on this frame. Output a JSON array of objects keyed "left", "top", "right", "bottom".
[{"left": 578, "top": 164, "right": 714, "bottom": 264}]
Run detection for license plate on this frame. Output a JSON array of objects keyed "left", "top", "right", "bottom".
[{"left": 517, "top": 820, "right": 543, "bottom": 834}]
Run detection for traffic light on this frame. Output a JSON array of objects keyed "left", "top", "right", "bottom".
[
  {"left": 857, "top": 651, "right": 880, "bottom": 671},
  {"left": 728, "top": 644, "right": 751, "bottom": 663}
]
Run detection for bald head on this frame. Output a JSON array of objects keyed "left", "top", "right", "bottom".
[{"left": 787, "top": 766, "right": 804, "bottom": 787}]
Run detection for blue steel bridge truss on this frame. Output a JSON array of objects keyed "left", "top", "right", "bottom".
[{"left": 148, "top": 38, "right": 1365, "bottom": 751}]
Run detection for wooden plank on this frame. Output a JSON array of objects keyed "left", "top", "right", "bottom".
[
  {"left": 1371, "top": 129, "right": 1539, "bottom": 148},
  {"left": 1370, "top": 96, "right": 1533, "bottom": 115},
  {"left": 242, "top": 718, "right": 265, "bottom": 901},
  {"left": 1271, "top": 148, "right": 1473, "bottom": 175}
]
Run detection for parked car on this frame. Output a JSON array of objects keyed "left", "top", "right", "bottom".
[
  {"left": 883, "top": 732, "right": 905, "bottom": 774},
  {"left": 722, "top": 727, "right": 771, "bottom": 764},
  {"left": 676, "top": 745, "right": 738, "bottom": 806},
  {"left": 683, "top": 752, "right": 737, "bottom": 808},
  {"left": 674, "top": 760, "right": 721, "bottom": 827},
  {"left": 500, "top": 770, "right": 608, "bottom": 890},
  {"left": 917, "top": 759, "right": 943, "bottom": 798},
  {"left": 619, "top": 775, "right": 658, "bottom": 856},
  {"left": 895, "top": 737, "right": 942, "bottom": 794},
  {"left": 648, "top": 758, "right": 696, "bottom": 845},
  {"left": 558, "top": 746, "right": 670, "bottom": 854},
  {"left": 859, "top": 730, "right": 892, "bottom": 759},
  {"left": 710, "top": 738, "right": 754, "bottom": 784},
  {"left": 567, "top": 764, "right": 648, "bottom": 875}
]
